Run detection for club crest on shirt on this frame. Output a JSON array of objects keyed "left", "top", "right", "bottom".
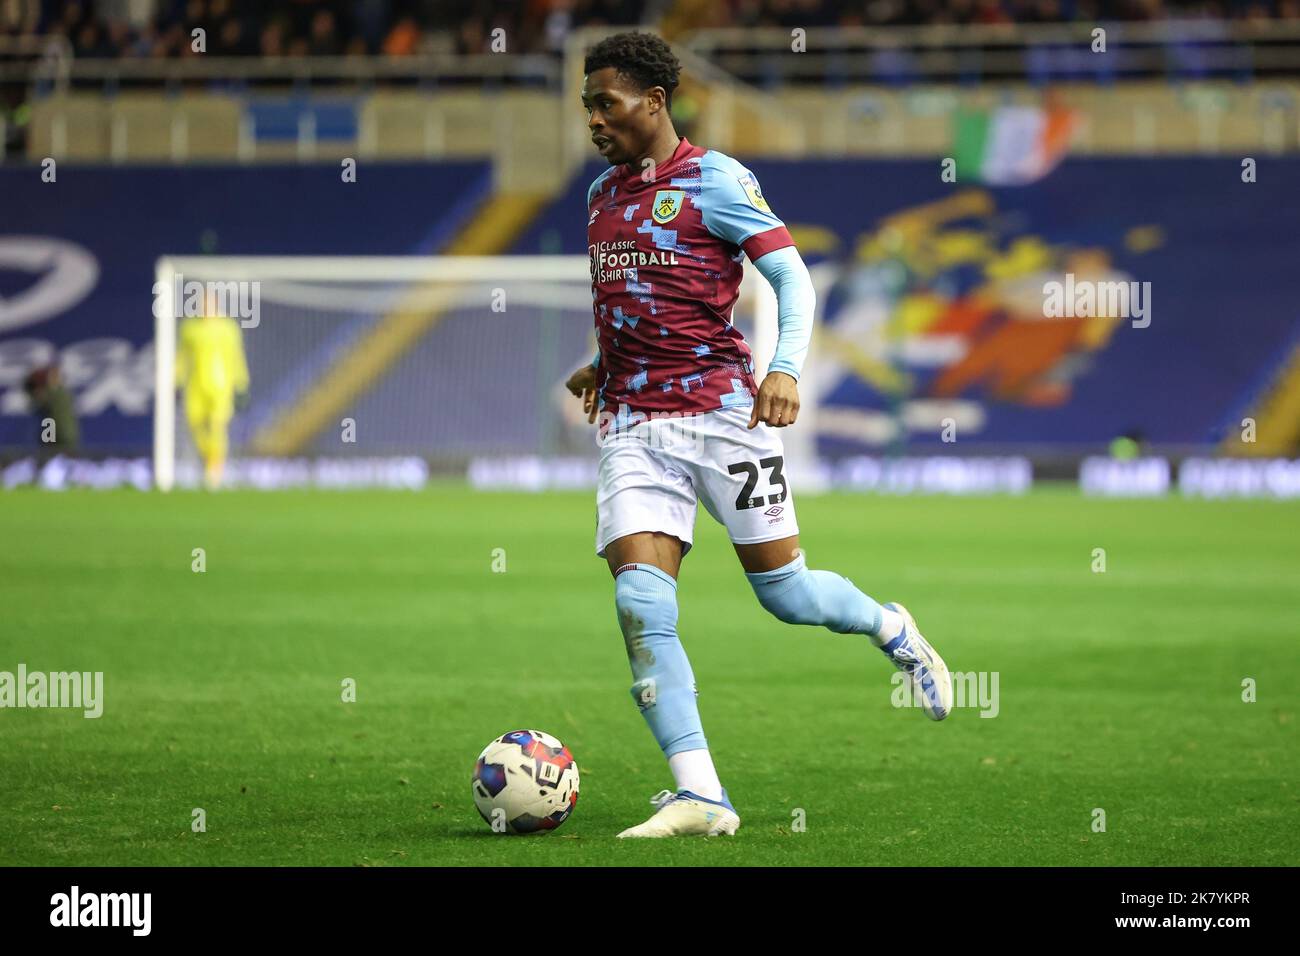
[
  {"left": 738, "top": 172, "right": 770, "bottom": 212},
  {"left": 652, "top": 189, "right": 684, "bottom": 224}
]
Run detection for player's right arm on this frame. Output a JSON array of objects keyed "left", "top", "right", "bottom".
[
  {"left": 572, "top": 169, "right": 617, "bottom": 425},
  {"left": 565, "top": 361, "right": 599, "bottom": 424}
]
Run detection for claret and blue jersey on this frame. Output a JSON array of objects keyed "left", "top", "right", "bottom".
[{"left": 587, "top": 136, "right": 794, "bottom": 428}]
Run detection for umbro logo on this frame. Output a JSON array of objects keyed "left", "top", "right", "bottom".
[
  {"left": 764, "top": 505, "right": 784, "bottom": 517},
  {"left": 588, "top": 208, "right": 600, "bottom": 225}
]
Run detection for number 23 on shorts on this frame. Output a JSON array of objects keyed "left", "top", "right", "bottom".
[{"left": 727, "top": 455, "right": 787, "bottom": 511}]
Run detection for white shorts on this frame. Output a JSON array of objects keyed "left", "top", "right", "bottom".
[{"left": 595, "top": 404, "right": 799, "bottom": 558}]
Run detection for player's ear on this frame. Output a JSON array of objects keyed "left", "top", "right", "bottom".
[{"left": 646, "top": 86, "right": 666, "bottom": 115}]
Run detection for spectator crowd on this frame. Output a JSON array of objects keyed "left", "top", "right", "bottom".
[{"left": 3, "top": 0, "right": 1296, "bottom": 61}]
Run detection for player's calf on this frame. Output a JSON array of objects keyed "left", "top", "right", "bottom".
[
  {"left": 745, "top": 550, "right": 887, "bottom": 635},
  {"left": 614, "top": 563, "right": 706, "bottom": 756}
]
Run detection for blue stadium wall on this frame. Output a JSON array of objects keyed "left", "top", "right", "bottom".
[
  {"left": 517, "top": 155, "right": 1300, "bottom": 453},
  {"left": 3, "top": 156, "right": 1297, "bottom": 456},
  {"left": 0, "top": 161, "right": 492, "bottom": 453}
]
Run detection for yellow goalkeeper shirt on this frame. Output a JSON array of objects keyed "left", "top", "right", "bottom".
[{"left": 176, "top": 315, "right": 249, "bottom": 397}]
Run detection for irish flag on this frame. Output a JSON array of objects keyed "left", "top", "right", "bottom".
[{"left": 953, "top": 104, "right": 1078, "bottom": 186}]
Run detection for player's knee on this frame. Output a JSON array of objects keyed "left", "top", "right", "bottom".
[
  {"left": 747, "top": 558, "right": 823, "bottom": 626},
  {"left": 613, "top": 564, "right": 677, "bottom": 627},
  {"left": 613, "top": 564, "right": 678, "bottom": 666}
]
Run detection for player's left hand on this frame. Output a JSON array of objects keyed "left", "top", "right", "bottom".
[{"left": 748, "top": 371, "right": 799, "bottom": 429}]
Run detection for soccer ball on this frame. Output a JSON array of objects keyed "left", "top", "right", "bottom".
[{"left": 471, "top": 730, "right": 580, "bottom": 834}]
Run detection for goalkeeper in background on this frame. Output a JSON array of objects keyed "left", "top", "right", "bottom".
[{"left": 175, "top": 292, "right": 249, "bottom": 489}]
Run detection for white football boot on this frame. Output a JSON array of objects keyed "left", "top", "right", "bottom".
[
  {"left": 881, "top": 602, "right": 953, "bottom": 721},
  {"left": 617, "top": 788, "right": 741, "bottom": 838}
]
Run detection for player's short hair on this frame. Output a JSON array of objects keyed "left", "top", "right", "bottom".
[{"left": 583, "top": 32, "right": 681, "bottom": 110}]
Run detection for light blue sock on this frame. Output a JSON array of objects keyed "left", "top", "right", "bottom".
[
  {"left": 613, "top": 563, "right": 707, "bottom": 757},
  {"left": 745, "top": 552, "right": 890, "bottom": 638}
]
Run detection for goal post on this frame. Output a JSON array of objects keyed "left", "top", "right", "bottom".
[
  {"left": 151, "top": 254, "right": 815, "bottom": 490},
  {"left": 153, "top": 256, "right": 178, "bottom": 492}
]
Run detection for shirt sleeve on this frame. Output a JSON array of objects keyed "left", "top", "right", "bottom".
[
  {"left": 698, "top": 155, "right": 794, "bottom": 262},
  {"left": 752, "top": 246, "right": 815, "bottom": 381}
]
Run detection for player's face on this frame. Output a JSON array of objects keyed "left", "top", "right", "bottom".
[{"left": 582, "top": 67, "right": 656, "bottom": 167}]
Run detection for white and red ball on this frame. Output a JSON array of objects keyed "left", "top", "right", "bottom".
[{"left": 471, "top": 730, "right": 579, "bottom": 834}]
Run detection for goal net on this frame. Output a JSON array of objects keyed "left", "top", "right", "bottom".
[{"left": 152, "top": 255, "right": 814, "bottom": 491}]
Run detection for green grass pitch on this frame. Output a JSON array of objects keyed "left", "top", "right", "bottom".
[{"left": 1, "top": 485, "right": 1296, "bottom": 866}]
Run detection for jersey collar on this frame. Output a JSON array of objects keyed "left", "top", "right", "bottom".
[{"left": 617, "top": 136, "right": 697, "bottom": 185}]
